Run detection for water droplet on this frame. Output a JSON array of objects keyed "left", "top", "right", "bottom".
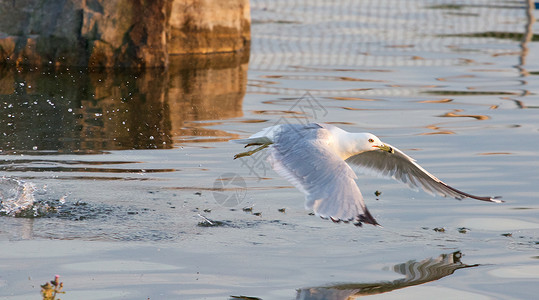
[
  {"left": 32, "top": 146, "right": 38, "bottom": 150},
  {"left": 149, "top": 136, "right": 154, "bottom": 140}
]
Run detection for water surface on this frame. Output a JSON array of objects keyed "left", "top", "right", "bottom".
[{"left": 1, "top": 1, "right": 538, "bottom": 299}]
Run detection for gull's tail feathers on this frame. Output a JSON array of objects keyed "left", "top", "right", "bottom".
[{"left": 356, "top": 206, "right": 381, "bottom": 227}]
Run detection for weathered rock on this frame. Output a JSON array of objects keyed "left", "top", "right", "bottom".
[
  {"left": 0, "top": 0, "right": 250, "bottom": 68},
  {"left": 168, "top": 0, "right": 251, "bottom": 54}
]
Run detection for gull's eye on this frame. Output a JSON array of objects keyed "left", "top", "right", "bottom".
[{"left": 368, "top": 138, "right": 374, "bottom": 143}]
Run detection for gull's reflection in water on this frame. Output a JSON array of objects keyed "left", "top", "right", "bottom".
[{"left": 296, "top": 251, "right": 478, "bottom": 300}]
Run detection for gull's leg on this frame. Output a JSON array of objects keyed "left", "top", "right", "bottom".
[
  {"left": 245, "top": 143, "right": 263, "bottom": 148},
  {"left": 234, "top": 143, "right": 272, "bottom": 159}
]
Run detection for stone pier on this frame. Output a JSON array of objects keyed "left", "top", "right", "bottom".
[{"left": 0, "top": 0, "right": 250, "bottom": 68}]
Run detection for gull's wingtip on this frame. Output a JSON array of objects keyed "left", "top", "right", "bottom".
[{"left": 442, "top": 184, "right": 504, "bottom": 204}]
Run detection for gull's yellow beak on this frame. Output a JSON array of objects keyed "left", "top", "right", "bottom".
[{"left": 373, "top": 144, "right": 394, "bottom": 154}]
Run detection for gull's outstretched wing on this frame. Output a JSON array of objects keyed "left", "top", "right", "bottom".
[
  {"left": 345, "top": 145, "right": 502, "bottom": 203},
  {"left": 267, "top": 123, "right": 379, "bottom": 226}
]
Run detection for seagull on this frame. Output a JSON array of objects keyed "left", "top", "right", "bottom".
[{"left": 232, "top": 123, "right": 502, "bottom": 227}]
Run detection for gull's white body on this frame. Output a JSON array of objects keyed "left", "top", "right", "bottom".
[
  {"left": 240, "top": 123, "right": 376, "bottom": 160},
  {"left": 232, "top": 123, "right": 502, "bottom": 226}
]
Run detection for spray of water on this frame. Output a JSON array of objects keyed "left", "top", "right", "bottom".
[{"left": 0, "top": 177, "right": 42, "bottom": 217}]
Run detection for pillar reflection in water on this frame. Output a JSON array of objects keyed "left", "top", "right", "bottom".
[{"left": 0, "top": 51, "right": 248, "bottom": 153}]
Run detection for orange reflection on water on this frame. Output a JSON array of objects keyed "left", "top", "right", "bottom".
[
  {"left": 0, "top": 52, "right": 248, "bottom": 153},
  {"left": 329, "top": 96, "right": 381, "bottom": 101},
  {"left": 439, "top": 109, "right": 490, "bottom": 120},
  {"left": 417, "top": 98, "right": 453, "bottom": 103},
  {"left": 478, "top": 152, "right": 513, "bottom": 155},
  {"left": 436, "top": 74, "right": 476, "bottom": 82},
  {"left": 421, "top": 125, "right": 455, "bottom": 135}
]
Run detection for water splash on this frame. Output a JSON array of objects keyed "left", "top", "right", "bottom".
[{"left": 0, "top": 177, "right": 42, "bottom": 217}]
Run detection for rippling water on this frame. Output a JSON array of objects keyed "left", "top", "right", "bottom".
[{"left": 1, "top": 1, "right": 538, "bottom": 299}]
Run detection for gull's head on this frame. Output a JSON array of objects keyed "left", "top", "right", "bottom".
[
  {"left": 337, "top": 131, "right": 394, "bottom": 158},
  {"left": 361, "top": 133, "right": 394, "bottom": 154}
]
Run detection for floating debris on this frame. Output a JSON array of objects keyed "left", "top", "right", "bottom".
[
  {"left": 197, "top": 220, "right": 232, "bottom": 227},
  {"left": 458, "top": 227, "right": 470, "bottom": 234},
  {"left": 433, "top": 227, "right": 446, "bottom": 232},
  {"left": 229, "top": 296, "right": 262, "bottom": 300},
  {"left": 40, "top": 275, "right": 65, "bottom": 300},
  {"left": 501, "top": 233, "right": 513, "bottom": 237},
  {"left": 196, "top": 214, "right": 236, "bottom": 227},
  {"left": 278, "top": 208, "right": 286, "bottom": 213},
  {"left": 374, "top": 190, "right": 382, "bottom": 197},
  {"left": 197, "top": 214, "right": 214, "bottom": 226}
]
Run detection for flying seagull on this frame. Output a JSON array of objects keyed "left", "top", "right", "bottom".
[{"left": 232, "top": 123, "right": 502, "bottom": 227}]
